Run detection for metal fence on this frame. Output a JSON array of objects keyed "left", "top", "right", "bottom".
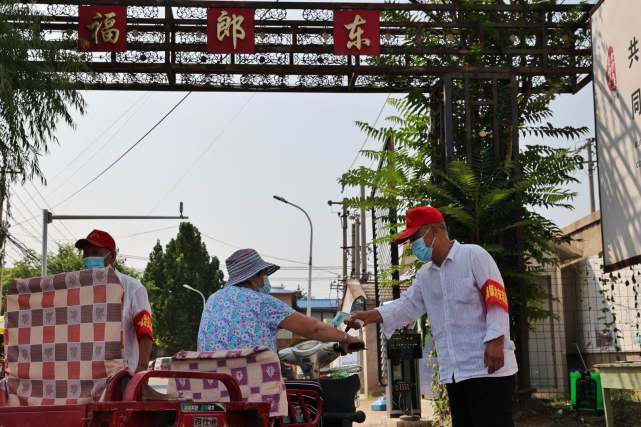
[{"left": 528, "top": 255, "right": 641, "bottom": 399}]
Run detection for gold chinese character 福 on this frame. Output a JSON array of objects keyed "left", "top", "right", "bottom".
[
  {"left": 344, "top": 14, "right": 370, "bottom": 51},
  {"left": 87, "top": 11, "right": 120, "bottom": 45},
  {"left": 217, "top": 10, "right": 246, "bottom": 49}
]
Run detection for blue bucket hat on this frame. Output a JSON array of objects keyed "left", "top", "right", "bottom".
[{"left": 225, "top": 248, "right": 280, "bottom": 287}]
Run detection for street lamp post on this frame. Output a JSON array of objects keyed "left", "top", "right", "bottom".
[
  {"left": 273, "top": 195, "right": 313, "bottom": 317},
  {"left": 182, "top": 284, "right": 206, "bottom": 309}
]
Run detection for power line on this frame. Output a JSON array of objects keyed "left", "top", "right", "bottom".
[
  {"left": 119, "top": 253, "right": 149, "bottom": 261},
  {"left": 48, "top": 92, "right": 151, "bottom": 183},
  {"left": 116, "top": 225, "right": 179, "bottom": 239},
  {"left": 24, "top": 184, "right": 75, "bottom": 242},
  {"left": 7, "top": 203, "right": 41, "bottom": 242},
  {"left": 48, "top": 93, "right": 153, "bottom": 197},
  {"left": 54, "top": 92, "right": 193, "bottom": 208},
  {"left": 10, "top": 191, "right": 65, "bottom": 249},
  {"left": 345, "top": 94, "right": 391, "bottom": 174},
  {"left": 4, "top": 246, "right": 22, "bottom": 264},
  {"left": 6, "top": 233, "right": 39, "bottom": 261},
  {"left": 199, "top": 231, "right": 340, "bottom": 275},
  {"left": 147, "top": 93, "right": 256, "bottom": 214}
]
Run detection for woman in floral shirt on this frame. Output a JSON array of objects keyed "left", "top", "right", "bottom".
[{"left": 197, "top": 248, "right": 362, "bottom": 354}]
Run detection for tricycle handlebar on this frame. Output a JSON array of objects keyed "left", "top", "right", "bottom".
[{"left": 123, "top": 370, "right": 242, "bottom": 402}]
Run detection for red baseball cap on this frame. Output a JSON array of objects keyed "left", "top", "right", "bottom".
[
  {"left": 395, "top": 206, "right": 444, "bottom": 244},
  {"left": 75, "top": 229, "right": 116, "bottom": 253}
]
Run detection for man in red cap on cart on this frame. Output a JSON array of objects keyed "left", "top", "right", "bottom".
[
  {"left": 347, "top": 206, "right": 517, "bottom": 427},
  {"left": 76, "top": 229, "right": 153, "bottom": 373}
]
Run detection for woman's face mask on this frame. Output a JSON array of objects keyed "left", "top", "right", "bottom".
[{"left": 260, "top": 276, "right": 272, "bottom": 294}]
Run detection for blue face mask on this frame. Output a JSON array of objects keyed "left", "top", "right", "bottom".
[
  {"left": 411, "top": 232, "right": 436, "bottom": 263},
  {"left": 82, "top": 256, "right": 106, "bottom": 270},
  {"left": 260, "top": 276, "right": 272, "bottom": 294}
]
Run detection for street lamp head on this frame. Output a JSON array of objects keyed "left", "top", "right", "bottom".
[
  {"left": 273, "top": 195, "right": 288, "bottom": 204},
  {"left": 182, "top": 284, "right": 193, "bottom": 291}
]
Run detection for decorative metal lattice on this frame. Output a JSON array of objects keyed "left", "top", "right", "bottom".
[{"left": 15, "top": 0, "right": 592, "bottom": 92}]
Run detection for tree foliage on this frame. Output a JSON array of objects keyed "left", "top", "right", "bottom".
[
  {"left": 142, "top": 222, "right": 224, "bottom": 356},
  {"left": 340, "top": 0, "right": 590, "bottom": 422},
  {"left": 0, "top": 0, "right": 85, "bottom": 182},
  {"left": 0, "top": 0, "right": 86, "bottom": 271}
]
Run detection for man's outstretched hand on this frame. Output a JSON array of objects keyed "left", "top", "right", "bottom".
[{"left": 344, "top": 310, "right": 383, "bottom": 330}]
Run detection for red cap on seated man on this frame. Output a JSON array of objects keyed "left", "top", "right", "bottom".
[{"left": 76, "top": 229, "right": 153, "bottom": 372}]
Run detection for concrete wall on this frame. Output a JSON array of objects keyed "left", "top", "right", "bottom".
[{"left": 529, "top": 268, "right": 568, "bottom": 398}]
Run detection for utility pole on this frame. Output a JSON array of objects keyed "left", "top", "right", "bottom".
[
  {"left": 327, "top": 200, "right": 349, "bottom": 282},
  {"left": 41, "top": 202, "right": 187, "bottom": 276},
  {"left": 359, "top": 184, "right": 368, "bottom": 282},
  {"left": 351, "top": 222, "right": 357, "bottom": 278},
  {"left": 0, "top": 173, "right": 7, "bottom": 315},
  {"left": 354, "top": 216, "right": 360, "bottom": 280},
  {"left": 587, "top": 137, "right": 596, "bottom": 213}
]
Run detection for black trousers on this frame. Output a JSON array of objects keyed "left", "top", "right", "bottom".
[{"left": 446, "top": 375, "right": 515, "bottom": 427}]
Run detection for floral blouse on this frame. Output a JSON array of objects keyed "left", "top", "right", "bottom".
[{"left": 197, "top": 285, "right": 295, "bottom": 353}]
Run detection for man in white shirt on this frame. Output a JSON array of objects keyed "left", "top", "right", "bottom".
[
  {"left": 75, "top": 229, "right": 153, "bottom": 373},
  {"left": 347, "top": 206, "right": 517, "bottom": 427}
]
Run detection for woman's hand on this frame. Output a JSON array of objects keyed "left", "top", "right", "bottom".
[
  {"left": 339, "top": 334, "right": 364, "bottom": 355},
  {"left": 280, "top": 312, "right": 365, "bottom": 353}
]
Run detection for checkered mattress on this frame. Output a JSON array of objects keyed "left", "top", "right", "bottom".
[
  {"left": 2, "top": 268, "right": 125, "bottom": 406},
  {"left": 167, "top": 347, "right": 288, "bottom": 417}
]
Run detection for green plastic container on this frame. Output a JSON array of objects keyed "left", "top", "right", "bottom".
[{"left": 569, "top": 370, "right": 603, "bottom": 412}]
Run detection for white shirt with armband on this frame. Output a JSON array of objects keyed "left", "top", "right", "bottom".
[
  {"left": 115, "top": 271, "right": 153, "bottom": 371},
  {"left": 375, "top": 241, "right": 518, "bottom": 384}
]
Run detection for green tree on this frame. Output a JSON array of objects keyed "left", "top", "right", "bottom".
[
  {"left": 341, "top": 97, "right": 585, "bottom": 423},
  {"left": 143, "top": 222, "right": 224, "bottom": 356},
  {"left": 341, "top": 1, "right": 590, "bottom": 421},
  {"left": 0, "top": 0, "right": 86, "bottom": 269}
]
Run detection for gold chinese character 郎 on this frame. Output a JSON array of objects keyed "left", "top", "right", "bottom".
[
  {"left": 344, "top": 14, "right": 370, "bottom": 51},
  {"left": 217, "top": 10, "right": 246, "bottom": 49},
  {"left": 87, "top": 11, "right": 120, "bottom": 45}
]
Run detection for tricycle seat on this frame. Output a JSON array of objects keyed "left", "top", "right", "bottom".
[
  {"left": 166, "top": 348, "right": 323, "bottom": 426},
  {"left": 1, "top": 268, "right": 126, "bottom": 407}
]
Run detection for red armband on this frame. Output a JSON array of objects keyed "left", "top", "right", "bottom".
[
  {"left": 133, "top": 310, "right": 153, "bottom": 340},
  {"left": 480, "top": 279, "right": 509, "bottom": 313}
]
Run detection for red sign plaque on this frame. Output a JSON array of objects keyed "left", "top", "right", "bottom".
[
  {"left": 333, "top": 10, "right": 380, "bottom": 56},
  {"left": 78, "top": 5, "right": 127, "bottom": 52},
  {"left": 207, "top": 8, "right": 255, "bottom": 54}
]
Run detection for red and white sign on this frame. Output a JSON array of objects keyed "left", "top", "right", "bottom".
[
  {"left": 207, "top": 8, "right": 255, "bottom": 54},
  {"left": 78, "top": 5, "right": 127, "bottom": 52},
  {"left": 333, "top": 10, "right": 380, "bottom": 56},
  {"left": 592, "top": 0, "right": 641, "bottom": 271}
]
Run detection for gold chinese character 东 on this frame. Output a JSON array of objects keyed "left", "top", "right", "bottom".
[
  {"left": 87, "top": 11, "right": 120, "bottom": 45},
  {"left": 344, "top": 14, "right": 370, "bottom": 51},
  {"left": 217, "top": 10, "right": 246, "bottom": 50}
]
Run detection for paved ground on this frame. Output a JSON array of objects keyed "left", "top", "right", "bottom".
[{"left": 357, "top": 395, "right": 434, "bottom": 426}]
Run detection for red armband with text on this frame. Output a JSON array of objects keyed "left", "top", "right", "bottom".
[
  {"left": 133, "top": 310, "right": 153, "bottom": 340},
  {"left": 480, "top": 279, "right": 509, "bottom": 313}
]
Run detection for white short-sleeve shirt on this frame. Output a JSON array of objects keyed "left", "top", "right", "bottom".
[{"left": 115, "top": 271, "right": 152, "bottom": 371}]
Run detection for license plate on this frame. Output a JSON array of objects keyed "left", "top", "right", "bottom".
[
  {"left": 181, "top": 403, "right": 224, "bottom": 412},
  {"left": 193, "top": 417, "right": 218, "bottom": 427}
]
